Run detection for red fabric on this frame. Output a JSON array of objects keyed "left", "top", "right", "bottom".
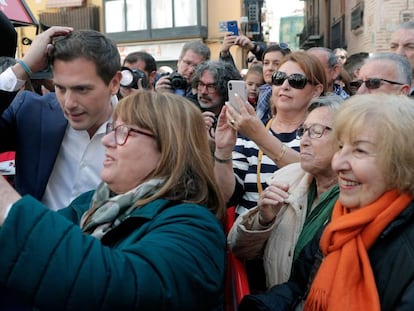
[
  {"left": 0, "top": 151, "right": 15, "bottom": 162},
  {"left": 225, "top": 207, "right": 250, "bottom": 310}
]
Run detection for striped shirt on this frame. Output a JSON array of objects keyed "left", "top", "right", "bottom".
[{"left": 231, "top": 129, "right": 300, "bottom": 216}]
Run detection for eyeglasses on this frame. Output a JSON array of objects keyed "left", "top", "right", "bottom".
[
  {"left": 197, "top": 81, "right": 217, "bottom": 93},
  {"left": 337, "top": 55, "right": 346, "bottom": 60},
  {"left": 272, "top": 71, "right": 310, "bottom": 89},
  {"left": 181, "top": 59, "right": 198, "bottom": 69},
  {"left": 106, "top": 122, "right": 154, "bottom": 146},
  {"left": 296, "top": 123, "right": 332, "bottom": 139},
  {"left": 349, "top": 78, "right": 404, "bottom": 90}
]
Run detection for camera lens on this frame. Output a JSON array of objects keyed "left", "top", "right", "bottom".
[{"left": 120, "top": 69, "right": 134, "bottom": 87}]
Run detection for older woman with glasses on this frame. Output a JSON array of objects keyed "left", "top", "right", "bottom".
[
  {"left": 0, "top": 90, "right": 226, "bottom": 310},
  {"left": 214, "top": 51, "right": 327, "bottom": 291},
  {"left": 239, "top": 93, "right": 414, "bottom": 311},
  {"left": 228, "top": 95, "right": 343, "bottom": 289}
]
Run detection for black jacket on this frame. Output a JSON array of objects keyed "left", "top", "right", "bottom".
[{"left": 239, "top": 200, "right": 414, "bottom": 311}]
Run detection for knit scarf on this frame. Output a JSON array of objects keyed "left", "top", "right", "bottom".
[
  {"left": 80, "top": 178, "right": 165, "bottom": 239},
  {"left": 304, "top": 190, "right": 413, "bottom": 311},
  {"left": 293, "top": 183, "right": 339, "bottom": 263}
]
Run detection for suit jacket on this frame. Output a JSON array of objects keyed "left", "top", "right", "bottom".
[{"left": 0, "top": 90, "right": 67, "bottom": 200}]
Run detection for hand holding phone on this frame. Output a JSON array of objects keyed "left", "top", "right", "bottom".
[{"left": 219, "top": 20, "right": 239, "bottom": 36}]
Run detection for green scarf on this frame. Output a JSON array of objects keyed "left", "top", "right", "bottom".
[
  {"left": 81, "top": 178, "right": 164, "bottom": 239},
  {"left": 293, "top": 181, "right": 339, "bottom": 262}
]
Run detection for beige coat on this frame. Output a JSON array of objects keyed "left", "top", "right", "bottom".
[{"left": 227, "top": 162, "right": 313, "bottom": 288}]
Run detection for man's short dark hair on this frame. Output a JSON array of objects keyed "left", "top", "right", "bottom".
[
  {"left": 123, "top": 51, "right": 157, "bottom": 74},
  {"left": 49, "top": 29, "right": 121, "bottom": 85}
]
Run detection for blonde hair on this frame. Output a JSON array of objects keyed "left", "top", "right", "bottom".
[
  {"left": 333, "top": 94, "right": 414, "bottom": 195},
  {"left": 113, "top": 90, "right": 225, "bottom": 219}
]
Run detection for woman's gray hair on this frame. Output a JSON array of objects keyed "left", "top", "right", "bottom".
[{"left": 307, "top": 94, "right": 344, "bottom": 115}]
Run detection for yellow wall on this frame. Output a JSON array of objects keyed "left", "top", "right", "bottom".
[{"left": 207, "top": 0, "right": 245, "bottom": 70}]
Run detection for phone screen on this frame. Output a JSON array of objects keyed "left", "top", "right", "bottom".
[{"left": 227, "top": 20, "right": 239, "bottom": 36}]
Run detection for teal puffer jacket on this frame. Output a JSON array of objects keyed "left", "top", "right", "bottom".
[{"left": 0, "top": 192, "right": 226, "bottom": 311}]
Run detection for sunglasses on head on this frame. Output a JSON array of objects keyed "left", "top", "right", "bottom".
[
  {"left": 349, "top": 78, "right": 404, "bottom": 90},
  {"left": 272, "top": 71, "right": 309, "bottom": 89},
  {"left": 268, "top": 42, "right": 290, "bottom": 50}
]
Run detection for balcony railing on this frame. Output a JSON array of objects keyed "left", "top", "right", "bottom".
[
  {"left": 39, "top": 6, "right": 99, "bottom": 30},
  {"left": 299, "top": 16, "right": 321, "bottom": 48}
]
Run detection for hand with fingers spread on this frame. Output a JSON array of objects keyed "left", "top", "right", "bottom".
[
  {"left": 258, "top": 183, "right": 290, "bottom": 226},
  {"left": 19, "top": 26, "right": 73, "bottom": 76}
]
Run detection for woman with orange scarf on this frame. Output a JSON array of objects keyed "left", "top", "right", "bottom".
[{"left": 238, "top": 93, "right": 414, "bottom": 311}]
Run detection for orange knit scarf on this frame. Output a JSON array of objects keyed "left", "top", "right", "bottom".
[{"left": 304, "top": 190, "right": 413, "bottom": 311}]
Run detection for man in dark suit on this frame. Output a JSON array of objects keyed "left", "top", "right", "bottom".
[{"left": 0, "top": 29, "right": 122, "bottom": 211}]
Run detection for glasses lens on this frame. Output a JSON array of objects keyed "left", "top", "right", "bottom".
[
  {"left": 350, "top": 80, "right": 362, "bottom": 88},
  {"left": 287, "top": 74, "right": 308, "bottom": 89},
  {"left": 106, "top": 122, "right": 114, "bottom": 135},
  {"left": 309, "top": 124, "right": 324, "bottom": 138},
  {"left": 116, "top": 125, "right": 129, "bottom": 145},
  {"left": 272, "top": 71, "right": 287, "bottom": 86},
  {"left": 365, "top": 78, "right": 381, "bottom": 89},
  {"left": 296, "top": 125, "right": 304, "bottom": 139}
]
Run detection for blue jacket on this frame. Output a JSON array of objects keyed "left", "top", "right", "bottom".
[
  {"left": 0, "top": 90, "right": 67, "bottom": 199},
  {"left": 0, "top": 192, "right": 226, "bottom": 310}
]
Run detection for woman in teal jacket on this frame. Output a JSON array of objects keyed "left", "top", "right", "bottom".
[{"left": 0, "top": 90, "right": 226, "bottom": 311}]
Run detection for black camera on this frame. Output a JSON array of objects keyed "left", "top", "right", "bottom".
[
  {"left": 120, "top": 66, "right": 148, "bottom": 89},
  {"left": 169, "top": 72, "right": 187, "bottom": 90}
]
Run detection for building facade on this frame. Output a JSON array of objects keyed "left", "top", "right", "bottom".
[
  {"left": 300, "top": 0, "right": 414, "bottom": 54},
  {"left": 20, "top": 0, "right": 266, "bottom": 71}
]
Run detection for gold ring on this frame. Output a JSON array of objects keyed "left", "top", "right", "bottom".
[{"left": 230, "top": 119, "right": 236, "bottom": 126}]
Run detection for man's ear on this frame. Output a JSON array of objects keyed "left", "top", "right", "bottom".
[
  {"left": 331, "top": 64, "right": 342, "bottom": 80},
  {"left": 110, "top": 71, "right": 122, "bottom": 95},
  {"left": 149, "top": 71, "right": 157, "bottom": 86},
  {"left": 400, "top": 84, "right": 411, "bottom": 95}
]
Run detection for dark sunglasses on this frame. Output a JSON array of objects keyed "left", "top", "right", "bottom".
[
  {"left": 246, "top": 56, "right": 257, "bottom": 63},
  {"left": 350, "top": 78, "right": 404, "bottom": 90},
  {"left": 272, "top": 71, "right": 309, "bottom": 89}
]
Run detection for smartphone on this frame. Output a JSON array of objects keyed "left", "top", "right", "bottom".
[
  {"left": 227, "top": 80, "right": 246, "bottom": 112},
  {"left": 226, "top": 20, "right": 239, "bottom": 36}
]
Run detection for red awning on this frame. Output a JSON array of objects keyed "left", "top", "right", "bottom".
[{"left": 0, "top": 0, "right": 37, "bottom": 26}]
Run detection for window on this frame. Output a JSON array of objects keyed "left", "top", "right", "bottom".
[
  {"left": 127, "top": 0, "right": 147, "bottom": 31},
  {"left": 152, "top": 0, "right": 172, "bottom": 29},
  {"left": 174, "top": 0, "right": 197, "bottom": 27},
  {"left": 104, "top": 0, "right": 207, "bottom": 42}
]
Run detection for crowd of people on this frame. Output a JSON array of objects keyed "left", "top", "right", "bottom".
[{"left": 1, "top": 12, "right": 414, "bottom": 310}]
